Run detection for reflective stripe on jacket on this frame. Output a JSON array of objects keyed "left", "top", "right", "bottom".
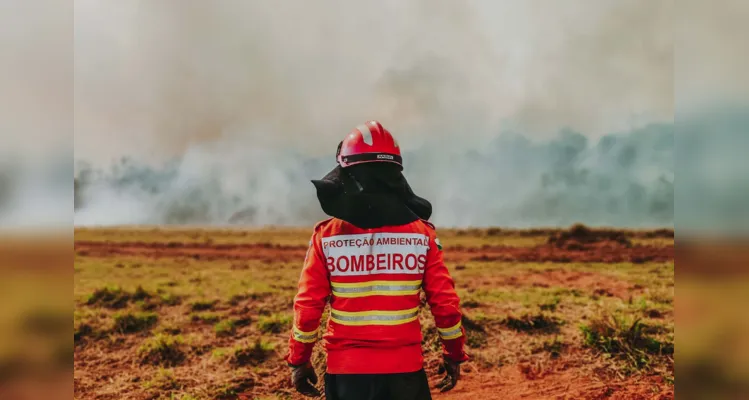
[{"left": 285, "top": 218, "right": 469, "bottom": 374}]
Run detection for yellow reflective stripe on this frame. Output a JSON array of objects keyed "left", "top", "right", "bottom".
[
  {"left": 332, "top": 307, "right": 419, "bottom": 317},
  {"left": 330, "top": 307, "right": 420, "bottom": 326},
  {"left": 335, "top": 290, "right": 420, "bottom": 298},
  {"left": 293, "top": 326, "right": 319, "bottom": 343},
  {"left": 437, "top": 321, "right": 463, "bottom": 340},
  {"left": 332, "top": 280, "right": 422, "bottom": 288},
  {"left": 294, "top": 326, "right": 318, "bottom": 336},
  {"left": 331, "top": 280, "right": 422, "bottom": 298}
]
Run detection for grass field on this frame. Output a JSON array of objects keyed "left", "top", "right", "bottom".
[{"left": 73, "top": 225, "right": 674, "bottom": 400}]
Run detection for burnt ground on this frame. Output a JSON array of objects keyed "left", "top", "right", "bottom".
[{"left": 73, "top": 226, "right": 674, "bottom": 400}]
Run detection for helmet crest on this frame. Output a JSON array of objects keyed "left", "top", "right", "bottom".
[{"left": 336, "top": 121, "right": 402, "bottom": 169}]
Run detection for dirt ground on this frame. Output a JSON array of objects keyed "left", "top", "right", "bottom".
[{"left": 73, "top": 226, "right": 674, "bottom": 400}]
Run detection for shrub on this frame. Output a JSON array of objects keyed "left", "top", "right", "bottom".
[
  {"left": 229, "top": 340, "right": 275, "bottom": 367},
  {"left": 580, "top": 314, "right": 674, "bottom": 371},
  {"left": 461, "top": 299, "right": 481, "bottom": 309},
  {"left": 141, "top": 368, "right": 182, "bottom": 391},
  {"left": 74, "top": 323, "right": 94, "bottom": 343},
  {"left": 190, "top": 312, "right": 220, "bottom": 324},
  {"left": 113, "top": 312, "right": 158, "bottom": 334},
  {"left": 86, "top": 287, "right": 127, "bottom": 309},
  {"left": 257, "top": 314, "right": 291, "bottom": 334},
  {"left": 190, "top": 300, "right": 217, "bottom": 312},
  {"left": 502, "top": 313, "right": 562, "bottom": 334},
  {"left": 159, "top": 293, "right": 182, "bottom": 306},
  {"left": 214, "top": 320, "right": 237, "bottom": 337},
  {"left": 86, "top": 286, "right": 153, "bottom": 309},
  {"left": 138, "top": 334, "right": 186, "bottom": 366}
]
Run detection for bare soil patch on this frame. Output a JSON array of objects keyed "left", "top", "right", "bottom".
[{"left": 73, "top": 227, "right": 674, "bottom": 399}]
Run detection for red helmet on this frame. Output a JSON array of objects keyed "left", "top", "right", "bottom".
[{"left": 336, "top": 120, "right": 402, "bottom": 169}]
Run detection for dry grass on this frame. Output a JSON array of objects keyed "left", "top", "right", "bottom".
[
  {"left": 581, "top": 314, "right": 674, "bottom": 374},
  {"left": 73, "top": 226, "right": 674, "bottom": 399}
]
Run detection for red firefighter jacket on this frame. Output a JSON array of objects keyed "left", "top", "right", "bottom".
[{"left": 285, "top": 218, "right": 468, "bottom": 374}]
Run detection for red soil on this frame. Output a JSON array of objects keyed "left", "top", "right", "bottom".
[
  {"left": 74, "top": 240, "right": 673, "bottom": 264},
  {"left": 73, "top": 233, "right": 674, "bottom": 400}
]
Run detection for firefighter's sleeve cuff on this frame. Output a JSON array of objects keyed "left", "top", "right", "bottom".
[
  {"left": 292, "top": 326, "right": 319, "bottom": 343},
  {"left": 437, "top": 321, "right": 463, "bottom": 340}
]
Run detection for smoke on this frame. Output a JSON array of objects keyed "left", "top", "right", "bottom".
[
  {"left": 16, "top": 0, "right": 749, "bottom": 231},
  {"left": 23, "top": 0, "right": 749, "bottom": 229},
  {"left": 73, "top": 122, "right": 676, "bottom": 227},
  {"left": 67, "top": 0, "right": 681, "bottom": 227},
  {"left": 6, "top": 0, "right": 745, "bottom": 230},
  {"left": 74, "top": 0, "right": 674, "bottom": 162}
]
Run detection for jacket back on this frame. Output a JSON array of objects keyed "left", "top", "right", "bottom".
[{"left": 286, "top": 218, "right": 468, "bottom": 374}]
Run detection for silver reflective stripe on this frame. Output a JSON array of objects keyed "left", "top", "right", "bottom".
[
  {"left": 332, "top": 284, "right": 421, "bottom": 294},
  {"left": 357, "top": 123, "right": 373, "bottom": 145},
  {"left": 294, "top": 331, "right": 317, "bottom": 341},
  {"left": 293, "top": 326, "right": 319, "bottom": 343},
  {"left": 439, "top": 326, "right": 462, "bottom": 339},
  {"left": 331, "top": 310, "right": 419, "bottom": 323}
]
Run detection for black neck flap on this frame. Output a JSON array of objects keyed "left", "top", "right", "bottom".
[{"left": 311, "top": 164, "right": 432, "bottom": 229}]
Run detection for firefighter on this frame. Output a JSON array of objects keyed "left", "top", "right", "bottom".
[{"left": 285, "top": 121, "right": 468, "bottom": 400}]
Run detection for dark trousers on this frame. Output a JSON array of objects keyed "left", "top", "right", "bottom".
[{"left": 324, "top": 369, "right": 432, "bottom": 400}]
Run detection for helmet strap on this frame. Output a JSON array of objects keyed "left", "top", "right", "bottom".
[{"left": 339, "top": 152, "right": 403, "bottom": 168}]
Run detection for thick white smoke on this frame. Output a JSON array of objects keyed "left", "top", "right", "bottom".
[
  {"left": 3, "top": 0, "right": 746, "bottom": 230},
  {"left": 74, "top": 0, "right": 674, "bottom": 163},
  {"left": 69, "top": 0, "right": 679, "bottom": 227},
  {"left": 16, "top": 0, "right": 749, "bottom": 229}
]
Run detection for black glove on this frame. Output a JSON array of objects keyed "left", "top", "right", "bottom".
[
  {"left": 290, "top": 362, "right": 321, "bottom": 397},
  {"left": 435, "top": 358, "right": 461, "bottom": 392}
]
